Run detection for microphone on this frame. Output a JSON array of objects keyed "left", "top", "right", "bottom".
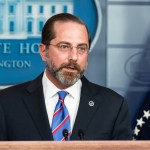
[
  {"left": 78, "top": 129, "right": 84, "bottom": 140},
  {"left": 63, "top": 129, "right": 69, "bottom": 141}
]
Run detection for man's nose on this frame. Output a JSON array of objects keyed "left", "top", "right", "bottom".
[{"left": 68, "top": 47, "right": 78, "bottom": 61}]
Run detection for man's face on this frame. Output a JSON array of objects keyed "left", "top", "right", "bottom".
[{"left": 40, "top": 21, "right": 89, "bottom": 88}]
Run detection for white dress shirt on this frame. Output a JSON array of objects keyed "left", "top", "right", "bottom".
[{"left": 42, "top": 71, "right": 82, "bottom": 132}]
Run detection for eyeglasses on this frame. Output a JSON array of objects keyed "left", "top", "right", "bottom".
[{"left": 49, "top": 42, "right": 89, "bottom": 55}]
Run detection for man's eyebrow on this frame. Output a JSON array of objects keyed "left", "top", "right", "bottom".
[
  {"left": 58, "top": 41, "right": 88, "bottom": 47},
  {"left": 77, "top": 43, "right": 88, "bottom": 47},
  {"left": 58, "top": 41, "right": 71, "bottom": 45}
]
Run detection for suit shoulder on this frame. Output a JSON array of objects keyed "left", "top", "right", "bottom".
[
  {"left": 0, "top": 73, "right": 43, "bottom": 98},
  {"left": 92, "top": 82, "right": 123, "bottom": 98},
  {"left": 82, "top": 77, "right": 124, "bottom": 102},
  {"left": 0, "top": 81, "right": 31, "bottom": 98}
]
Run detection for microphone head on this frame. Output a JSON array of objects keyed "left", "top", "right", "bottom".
[
  {"left": 63, "top": 129, "right": 68, "bottom": 136},
  {"left": 63, "top": 129, "right": 69, "bottom": 141},
  {"left": 78, "top": 129, "right": 84, "bottom": 138}
]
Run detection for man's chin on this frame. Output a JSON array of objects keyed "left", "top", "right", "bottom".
[
  {"left": 55, "top": 69, "right": 82, "bottom": 86},
  {"left": 64, "top": 74, "right": 79, "bottom": 82},
  {"left": 57, "top": 74, "right": 79, "bottom": 86}
]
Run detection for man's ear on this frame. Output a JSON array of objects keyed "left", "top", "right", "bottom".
[{"left": 39, "top": 43, "right": 47, "bottom": 61}]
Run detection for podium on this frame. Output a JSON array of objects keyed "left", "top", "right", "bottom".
[{"left": 0, "top": 141, "right": 150, "bottom": 150}]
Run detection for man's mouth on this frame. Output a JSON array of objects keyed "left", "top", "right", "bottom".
[
  {"left": 58, "top": 61, "right": 81, "bottom": 73},
  {"left": 63, "top": 66, "right": 78, "bottom": 72}
]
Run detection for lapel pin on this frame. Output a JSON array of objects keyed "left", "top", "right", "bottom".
[{"left": 89, "top": 101, "right": 94, "bottom": 106}]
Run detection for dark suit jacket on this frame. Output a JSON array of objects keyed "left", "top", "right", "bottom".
[{"left": 0, "top": 74, "right": 132, "bottom": 141}]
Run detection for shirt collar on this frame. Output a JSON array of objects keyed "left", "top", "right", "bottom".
[
  {"left": 42, "top": 71, "right": 59, "bottom": 99},
  {"left": 66, "top": 80, "right": 82, "bottom": 99}
]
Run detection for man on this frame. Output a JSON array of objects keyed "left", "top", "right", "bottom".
[{"left": 0, "top": 13, "right": 132, "bottom": 141}]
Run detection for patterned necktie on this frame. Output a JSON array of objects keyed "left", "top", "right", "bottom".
[{"left": 52, "top": 91, "right": 71, "bottom": 141}]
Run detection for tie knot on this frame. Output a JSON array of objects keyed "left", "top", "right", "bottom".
[{"left": 58, "top": 91, "right": 68, "bottom": 100}]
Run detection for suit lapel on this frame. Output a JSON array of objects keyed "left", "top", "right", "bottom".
[
  {"left": 71, "top": 77, "right": 101, "bottom": 140},
  {"left": 23, "top": 74, "right": 53, "bottom": 140}
]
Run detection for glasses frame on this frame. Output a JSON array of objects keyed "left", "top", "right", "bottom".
[{"left": 48, "top": 42, "right": 89, "bottom": 55}]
